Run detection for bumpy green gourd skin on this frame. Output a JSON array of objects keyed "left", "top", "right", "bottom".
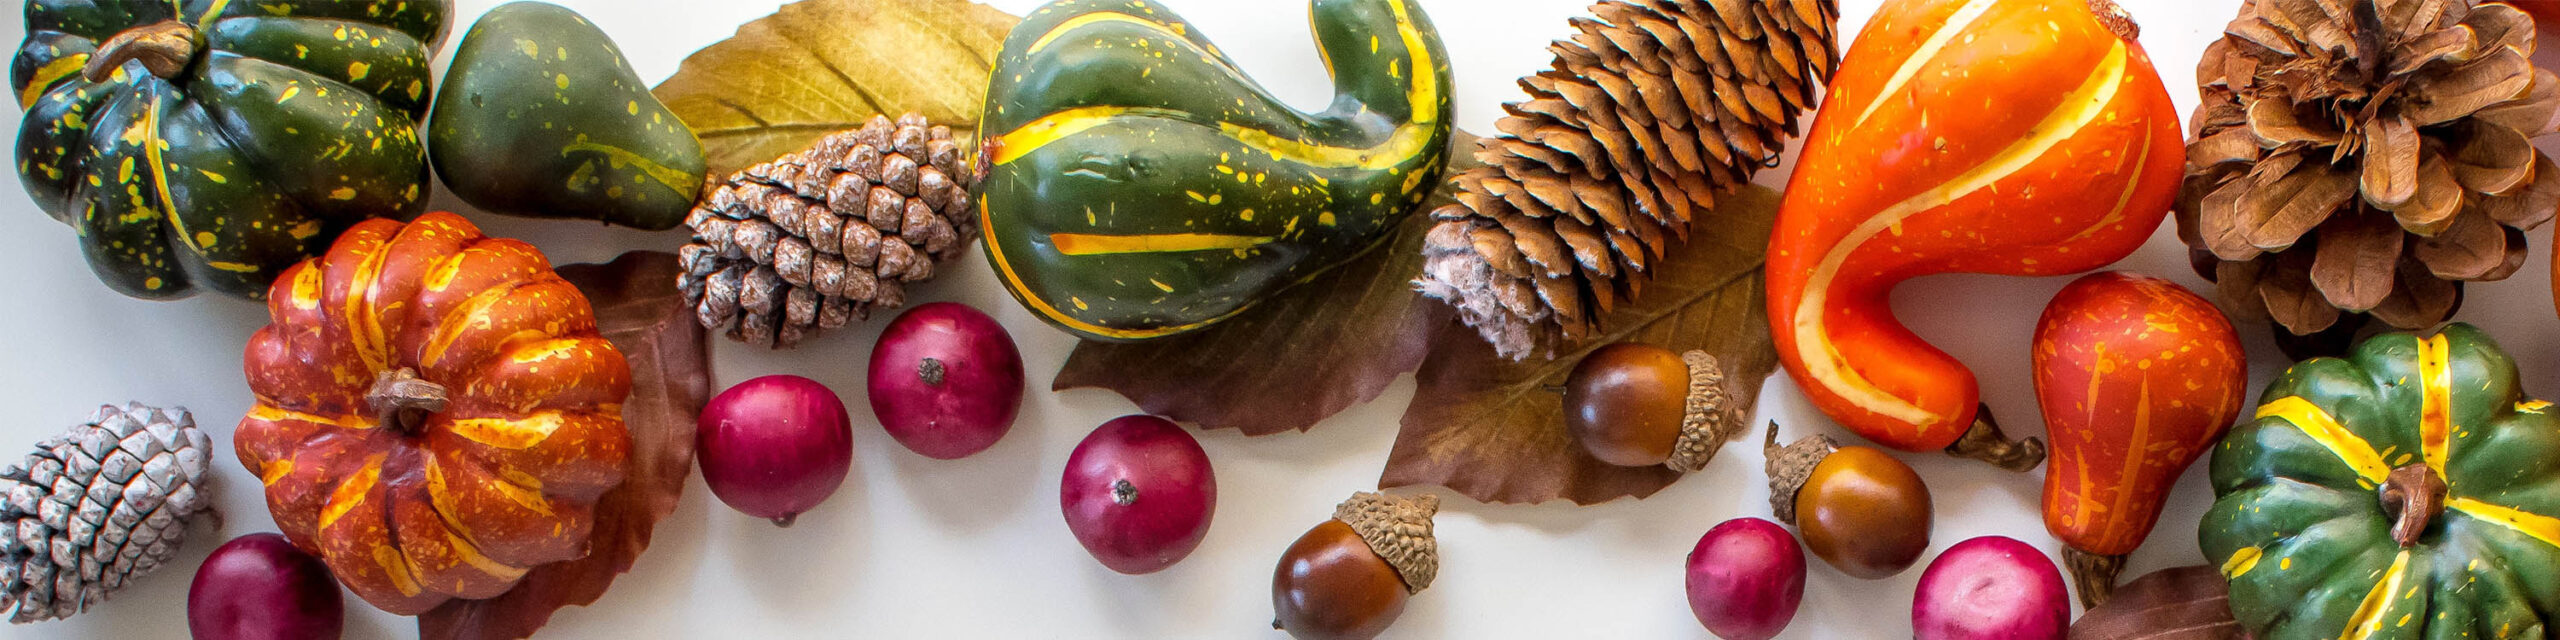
[
  {"left": 428, "top": 2, "right": 703, "bottom": 231},
  {"left": 979, "top": 0, "right": 1453, "bottom": 341},
  {"left": 12, "top": 0, "right": 447, "bottom": 300},
  {"left": 2202, "top": 323, "right": 2560, "bottom": 640}
]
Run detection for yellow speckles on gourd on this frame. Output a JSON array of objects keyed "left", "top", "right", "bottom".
[
  {"left": 329, "top": 187, "right": 358, "bottom": 200},
  {"left": 277, "top": 85, "right": 301, "bottom": 104},
  {"left": 557, "top": 46, "right": 570, "bottom": 61},
  {"left": 2222, "top": 546, "right": 2262, "bottom": 578},
  {"left": 1071, "top": 296, "right": 1090, "bottom": 311},
  {"left": 347, "top": 61, "right": 372, "bottom": 81},
  {"left": 1150, "top": 279, "right": 1175, "bottom": 293},
  {"left": 193, "top": 231, "right": 218, "bottom": 247},
  {"left": 198, "top": 169, "right": 228, "bottom": 184},
  {"left": 1318, "top": 212, "right": 1338, "bottom": 227},
  {"left": 626, "top": 101, "right": 639, "bottom": 115},
  {"left": 208, "top": 261, "right": 260, "bottom": 273},
  {"left": 294, "top": 44, "right": 310, "bottom": 59},
  {"left": 142, "top": 276, "right": 163, "bottom": 290},
  {"left": 555, "top": 74, "right": 570, "bottom": 90}
]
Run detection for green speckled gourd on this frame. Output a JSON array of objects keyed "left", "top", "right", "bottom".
[
  {"left": 2202, "top": 323, "right": 2560, "bottom": 640},
  {"left": 12, "top": 0, "right": 447, "bottom": 300},
  {"left": 978, "top": 0, "right": 1452, "bottom": 341},
  {"left": 428, "top": 2, "right": 704, "bottom": 231}
]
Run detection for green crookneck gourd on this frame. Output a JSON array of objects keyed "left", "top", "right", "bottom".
[
  {"left": 978, "top": 0, "right": 1453, "bottom": 341},
  {"left": 428, "top": 1, "right": 705, "bottom": 230},
  {"left": 12, "top": 0, "right": 448, "bottom": 300}
]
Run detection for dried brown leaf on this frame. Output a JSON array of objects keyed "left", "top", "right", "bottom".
[
  {"left": 420, "top": 252, "right": 711, "bottom": 640},
  {"left": 1051, "top": 136, "right": 1487, "bottom": 436},
  {"left": 1382, "top": 186, "right": 1781, "bottom": 505},
  {"left": 2067, "top": 565, "right": 2241, "bottom": 640},
  {"left": 650, "top": 0, "right": 1018, "bottom": 175}
]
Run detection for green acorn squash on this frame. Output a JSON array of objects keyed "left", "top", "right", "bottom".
[
  {"left": 2203, "top": 323, "right": 2560, "bottom": 640},
  {"left": 12, "top": 0, "right": 448, "bottom": 300},
  {"left": 977, "top": 0, "right": 1453, "bottom": 341}
]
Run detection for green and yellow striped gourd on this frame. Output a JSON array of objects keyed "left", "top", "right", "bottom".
[
  {"left": 977, "top": 0, "right": 1453, "bottom": 341},
  {"left": 13, "top": 0, "right": 448, "bottom": 300},
  {"left": 2202, "top": 323, "right": 2560, "bottom": 640}
]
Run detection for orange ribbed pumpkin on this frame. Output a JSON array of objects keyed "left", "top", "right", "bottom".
[
  {"left": 1766, "top": 0, "right": 2184, "bottom": 457},
  {"left": 235, "top": 212, "right": 632, "bottom": 614}
]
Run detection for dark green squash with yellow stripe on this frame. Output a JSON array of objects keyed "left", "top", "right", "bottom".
[
  {"left": 11, "top": 0, "right": 445, "bottom": 300},
  {"left": 978, "top": 0, "right": 1452, "bottom": 341},
  {"left": 2202, "top": 323, "right": 2560, "bottom": 640}
]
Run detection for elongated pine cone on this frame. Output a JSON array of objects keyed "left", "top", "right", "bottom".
[
  {"left": 0, "top": 404, "right": 214, "bottom": 623},
  {"left": 2180, "top": 0, "right": 2560, "bottom": 336},
  {"left": 677, "top": 113, "right": 979, "bottom": 348},
  {"left": 1416, "top": 0, "right": 1840, "bottom": 359}
]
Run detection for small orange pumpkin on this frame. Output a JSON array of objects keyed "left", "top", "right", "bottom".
[{"left": 236, "top": 212, "right": 632, "bottom": 614}]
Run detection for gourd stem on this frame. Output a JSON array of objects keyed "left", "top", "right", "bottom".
[
  {"left": 2379, "top": 464, "right": 2447, "bottom": 548},
  {"left": 1943, "top": 404, "right": 2048, "bottom": 472},
  {"left": 367, "top": 368, "right": 449, "bottom": 436},
  {"left": 2085, "top": 0, "right": 2140, "bottom": 41},
  {"left": 81, "top": 21, "right": 202, "bottom": 83},
  {"left": 2065, "top": 548, "right": 2127, "bottom": 609}
]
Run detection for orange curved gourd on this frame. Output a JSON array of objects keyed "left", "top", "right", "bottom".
[
  {"left": 1766, "top": 0, "right": 2182, "bottom": 452},
  {"left": 235, "top": 212, "right": 632, "bottom": 614}
]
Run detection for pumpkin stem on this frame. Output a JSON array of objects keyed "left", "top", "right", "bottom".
[
  {"left": 367, "top": 368, "right": 449, "bottom": 436},
  {"left": 82, "top": 21, "right": 202, "bottom": 83},
  {"left": 2379, "top": 464, "right": 2447, "bottom": 548},
  {"left": 1943, "top": 403, "right": 2048, "bottom": 472}
]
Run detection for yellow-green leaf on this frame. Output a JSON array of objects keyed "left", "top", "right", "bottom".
[{"left": 650, "top": 0, "right": 1017, "bottom": 176}]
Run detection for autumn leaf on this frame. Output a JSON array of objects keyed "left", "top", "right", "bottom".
[
  {"left": 1052, "top": 137, "right": 1485, "bottom": 435},
  {"left": 1381, "top": 185, "right": 1781, "bottom": 505},
  {"left": 2068, "top": 565, "right": 2241, "bottom": 640},
  {"left": 420, "top": 252, "right": 712, "bottom": 640},
  {"left": 651, "top": 0, "right": 1018, "bottom": 175}
]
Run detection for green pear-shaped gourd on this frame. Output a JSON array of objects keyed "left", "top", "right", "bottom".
[
  {"left": 979, "top": 0, "right": 1454, "bottom": 341},
  {"left": 428, "top": 2, "right": 703, "bottom": 230}
]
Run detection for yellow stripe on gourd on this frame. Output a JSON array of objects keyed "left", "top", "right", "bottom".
[
  {"left": 2341, "top": 550, "right": 2415, "bottom": 640},
  {"left": 1789, "top": 41, "right": 2129, "bottom": 431},
  {"left": 18, "top": 55, "right": 86, "bottom": 106},
  {"left": 2418, "top": 334, "right": 2454, "bottom": 475},
  {"left": 318, "top": 455, "right": 386, "bottom": 530},
  {"left": 981, "top": 201, "right": 1250, "bottom": 340},
  {"left": 1050, "top": 232, "right": 1273, "bottom": 255},
  {"left": 1853, "top": 0, "right": 1999, "bottom": 128},
  {"left": 446, "top": 412, "right": 567, "bottom": 450},
  {"left": 2256, "top": 396, "right": 2392, "bottom": 484},
  {"left": 2221, "top": 545, "right": 2263, "bottom": 578},
  {"left": 562, "top": 139, "right": 698, "bottom": 195},
  {"left": 2452, "top": 498, "right": 2560, "bottom": 550}
]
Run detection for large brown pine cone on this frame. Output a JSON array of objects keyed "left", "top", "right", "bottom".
[
  {"left": 677, "top": 114, "right": 979, "bottom": 349},
  {"left": 2180, "top": 0, "right": 2560, "bottom": 335},
  {"left": 1415, "top": 0, "right": 1840, "bottom": 360}
]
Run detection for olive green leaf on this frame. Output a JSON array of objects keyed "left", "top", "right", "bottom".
[
  {"left": 1050, "top": 136, "right": 1486, "bottom": 436},
  {"left": 1382, "top": 185, "right": 1781, "bottom": 505},
  {"left": 650, "top": 0, "right": 1017, "bottom": 176}
]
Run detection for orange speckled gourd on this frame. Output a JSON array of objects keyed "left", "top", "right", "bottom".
[
  {"left": 234, "top": 212, "right": 632, "bottom": 614},
  {"left": 1766, "top": 0, "right": 2183, "bottom": 454}
]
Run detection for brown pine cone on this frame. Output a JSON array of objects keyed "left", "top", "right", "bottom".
[
  {"left": 677, "top": 114, "right": 979, "bottom": 349},
  {"left": 1416, "top": 0, "right": 1840, "bottom": 360},
  {"left": 2180, "top": 0, "right": 2560, "bottom": 335}
]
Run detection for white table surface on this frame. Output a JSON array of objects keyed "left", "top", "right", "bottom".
[{"left": 3, "top": 0, "right": 2552, "bottom": 637}]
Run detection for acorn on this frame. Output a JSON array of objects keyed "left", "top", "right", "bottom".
[
  {"left": 1272, "top": 492, "right": 1440, "bottom": 640},
  {"left": 1764, "top": 422, "right": 1933, "bottom": 579},
  {"left": 1561, "top": 343, "right": 1737, "bottom": 471}
]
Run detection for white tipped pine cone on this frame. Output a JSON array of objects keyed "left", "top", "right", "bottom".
[{"left": 0, "top": 403, "right": 215, "bottom": 623}]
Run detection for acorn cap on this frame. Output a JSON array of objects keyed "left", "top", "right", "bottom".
[
  {"left": 1332, "top": 492, "right": 1439, "bottom": 593},
  {"left": 1762, "top": 422, "right": 1838, "bottom": 526},
  {"left": 1665, "top": 351, "right": 1734, "bottom": 474}
]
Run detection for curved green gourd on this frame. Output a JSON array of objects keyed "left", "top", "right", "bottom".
[
  {"left": 428, "top": 1, "right": 705, "bottom": 231},
  {"left": 2202, "top": 323, "right": 2560, "bottom": 640},
  {"left": 978, "top": 0, "right": 1453, "bottom": 341},
  {"left": 12, "top": 0, "right": 447, "bottom": 300}
]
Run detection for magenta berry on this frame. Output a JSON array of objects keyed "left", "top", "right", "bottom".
[
  {"left": 1061, "top": 415, "right": 1216, "bottom": 574},
  {"left": 699, "top": 374, "right": 855, "bottom": 526},
  {"left": 1912, "top": 536, "right": 2070, "bottom": 640},
  {"left": 189, "top": 533, "right": 344, "bottom": 640},
  {"left": 869, "top": 302, "right": 1026, "bottom": 460},
  {"left": 1686, "top": 517, "right": 1806, "bottom": 640}
]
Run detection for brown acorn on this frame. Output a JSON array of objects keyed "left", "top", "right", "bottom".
[
  {"left": 1562, "top": 344, "right": 1737, "bottom": 472},
  {"left": 1764, "top": 423, "right": 1932, "bottom": 579},
  {"left": 1273, "top": 492, "right": 1438, "bottom": 640}
]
